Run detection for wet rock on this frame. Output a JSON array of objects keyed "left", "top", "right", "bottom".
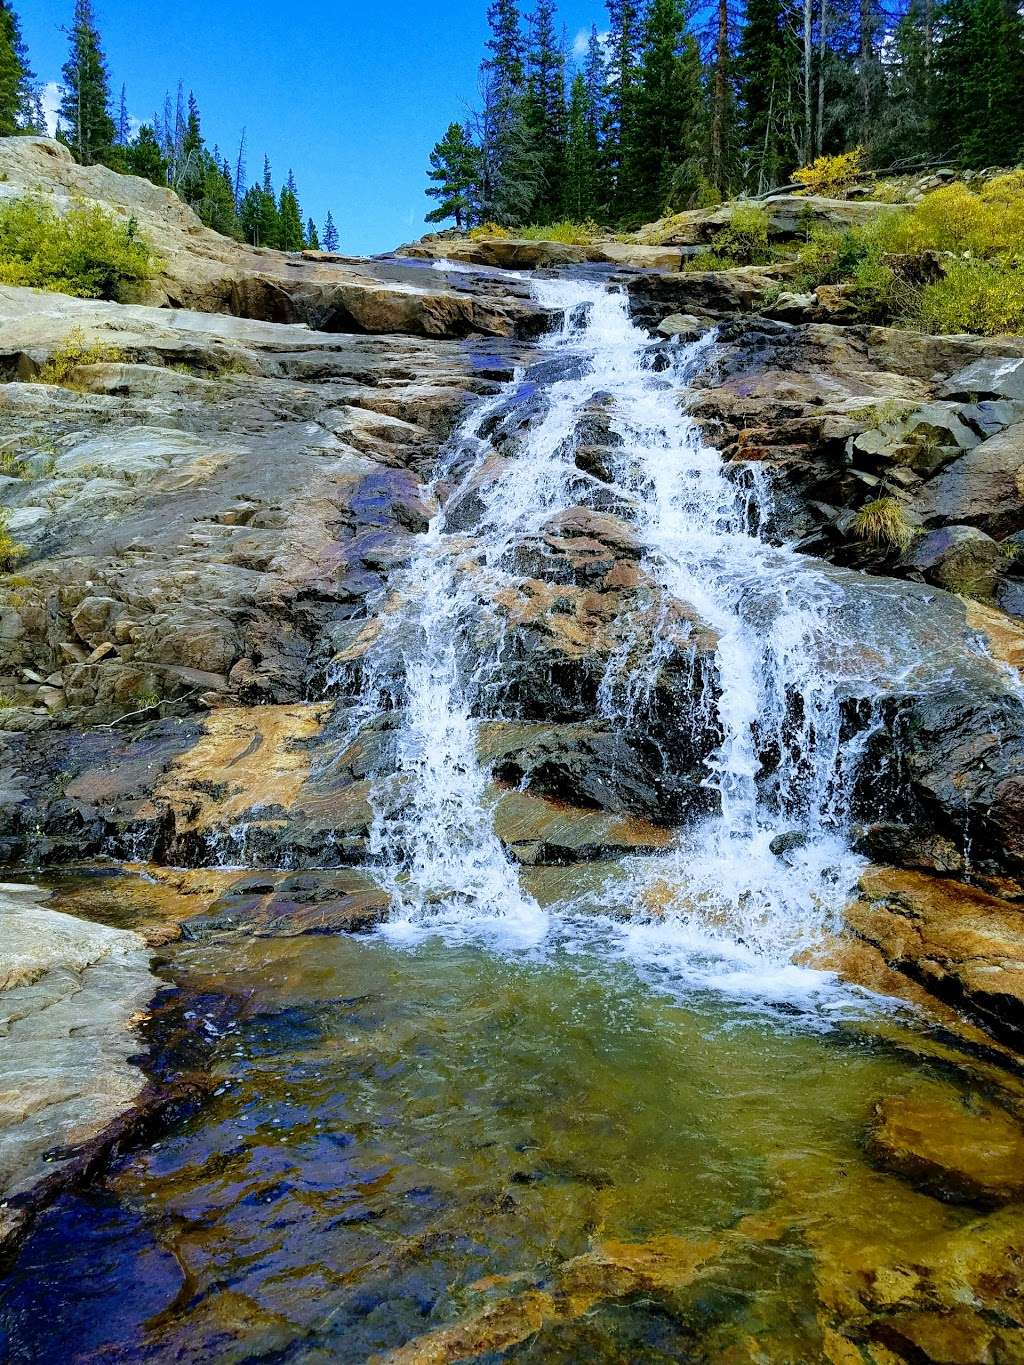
[
  {"left": 903, "top": 525, "right": 1005, "bottom": 598},
  {"left": 622, "top": 265, "right": 785, "bottom": 325},
  {"left": 940, "top": 356, "right": 1024, "bottom": 403},
  {"left": 913, "top": 420, "right": 1024, "bottom": 537},
  {"left": 480, "top": 721, "right": 709, "bottom": 825},
  {"left": 656, "top": 313, "right": 709, "bottom": 340},
  {"left": 183, "top": 869, "right": 389, "bottom": 938},
  {"left": 847, "top": 868, "right": 1024, "bottom": 1047},
  {"left": 0, "top": 883, "right": 157, "bottom": 1246},
  {"left": 769, "top": 830, "right": 811, "bottom": 862},
  {"left": 866, "top": 1091, "right": 1024, "bottom": 1206},
  {"left": 492, "top": 788, "right": 674, "bottom": 864}
]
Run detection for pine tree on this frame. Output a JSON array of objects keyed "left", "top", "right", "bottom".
[
  {"left": 564, "top": 72, "right": 599, "bottom": 220},
  {"left": 322, "top": 211, "right": 339, "bottom": 252},
  {"left": 0, "top": 0, "right": 32, "bottom": 136},
  {"left": 23, "top": 82, "right": 46, "bottom": 134},
  {"left": 425, "top": 121, "right": 480, "bottom": 227},
  {"left": 479, "top": 0, "right": 535, "bottom": 223},
  {"left": 116, "top": 81, "right": 129, "bottom": 144},
  {"left": 932, "top": 0, "right": 1024, "bottom": 166},
  {"left": 59, "top": 0, "right": 116, "bottom": 164},
  {"left": 633, "top": 0, "right": 705, "bottom": 220},
  {"left": 736, "top": 0, "right": 800, "bottom": 192},
  {"left": 197, "top": 154, "right": 240, "bottom": 237},
  {"left": 278, "top": 169, "right": 305, "bottom": 250},
  {"left": 305, "top": 217, "right": 320, "bottom": 249},
  {"left": 708, "top": 0, "right": 738, "bottom": 195},
  {"left": 523, "top": 0, "right": 566, "bottom": 221},
  {"left": 582, "top": 26, "right": 610, "bottom": 212},
  {"left": 174, "top": 91, "right": 204, "bottom": 201},
  {"left": 124, "top": 124, "right": 166, "bottom": 184},
  {"left": 240, "top": 156, "right": 282, "bottom": 248},
  {"left": 605, "top": 0, "right": 643, "bottom": 215}
]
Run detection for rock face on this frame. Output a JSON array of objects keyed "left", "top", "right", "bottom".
[
  {"left": 0, "top": 883, "right": 157, "bottom": 1248},
  {"left": 847, "top": 869, "right": 1024, "bottom": 1046},
  {"left": 867, "top": 1091, "right": 1024, "bottom": 1206}
]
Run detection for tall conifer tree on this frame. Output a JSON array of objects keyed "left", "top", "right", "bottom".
[
  {"left": 736, "top": 0, "right": 799, "bottom": 191},
  {"left": 633, "top": 0, "right": 705, "bottom": 219},
  {"left": 0, "top": 0, "right": 32, "bottom": 136},
  {"left": 524, "top": 0, "right": 566, "bottom": 220},
  {"left": 322, "top": 211, "right": 339, "bottom": 252},
  {"left": 59, "top": 0, "right": 116, "bottom": 163},
  {"left": 605, "top": 0, "right": 643, "bottom": 215},
  {"left": 425, "top": 122, "right": 479, "bottom": 227}
]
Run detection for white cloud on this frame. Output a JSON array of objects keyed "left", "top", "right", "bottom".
[
  {"left": 572, "top": 28, "right": 610, "bottom": 61},
  {"left": 40, "top": 81, "right": 61, "bottom": 137}
]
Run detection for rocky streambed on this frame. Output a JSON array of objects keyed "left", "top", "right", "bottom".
[{"left": 2, "top": 138, "right": 1024, "bottom": 1363}]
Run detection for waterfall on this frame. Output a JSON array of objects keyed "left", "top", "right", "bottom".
[{"left": 345, "top": 276, "right": 957, "bottom": 999}]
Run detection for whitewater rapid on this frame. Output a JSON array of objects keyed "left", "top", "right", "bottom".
[{"left": 342, "top": 277, "right": 948, "bottom": 1009}]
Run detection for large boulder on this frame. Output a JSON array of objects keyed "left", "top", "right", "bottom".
[
  {"left": 914, "top": 421, "right": 1024, "bottom": 537},
  {"left": 903, "top": 525, "right": 1005, "bottom": 597},
  {"left": 633, "top": 194, "right": 896, "bottom": 247}
]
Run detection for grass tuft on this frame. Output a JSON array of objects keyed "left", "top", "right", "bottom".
[{"left": 852, "top": 497, "right": 916, "bottom": 554}]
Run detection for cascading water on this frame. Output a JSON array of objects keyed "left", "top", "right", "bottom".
[{"left": 346, "top": 273, "right": 993, "bottom": 1001}]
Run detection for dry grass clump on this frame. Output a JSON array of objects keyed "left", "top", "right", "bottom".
[{"left": 852, "top": 498, "right": 916, "bottom": 554}]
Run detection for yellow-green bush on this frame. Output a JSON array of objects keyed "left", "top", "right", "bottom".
[
  {"left": 793, "top": 147, "right": 865, "bottom": 197},
  {"left": 36, "top": 327, "right": 125, "bottom": 389},
  {"left": 467, "top": 222, "right": 512, "bottom": 240},
  {"left": 869, "top": 181, "right": 1024, "bottom": 260},
  {"left": 0, "top": 509, "right": 25, "bottom": 571},
  {"left": 793, "top": 174, "right": 1024, "bottom": 333},
  {"left": 918, "top": 261, "right": 1024, "bottom": 336},
  {"left": 517, "top": 220, "right": 604, "bottom": 244},
  {"left": 0, "top": 198, "right": 156, "bottom": 300},
  {"left": 713, "top": 205, "right": 772, "bottom": 264}
]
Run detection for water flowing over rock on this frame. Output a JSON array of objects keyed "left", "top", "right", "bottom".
[{"left": 6, "top": 146, "right": 1024, "bottom": 1339}]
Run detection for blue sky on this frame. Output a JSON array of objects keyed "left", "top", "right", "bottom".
[{"left": 21, "top": 1, "right": 605, "bottom": 254}]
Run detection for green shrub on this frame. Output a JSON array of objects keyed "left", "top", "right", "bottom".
[
  {"left": 683, "top": 249, "right": 738, "bottom": 272},
  {"left": 0, "top": 508, "right": 25, "bottom": 571},
  {"left": 36, "top": 327, "right": 125, "bottom": 389},
  {"left": 517, "top": 220, "right": 604, "bottom": 244},
  {"left": 917, "top": 261, "right": 1024, "bottom": 336},
  {"left": 710, "top": 204, "right": 772, "bottom": 264},
  {"left": 0, "top": 198, "right": 156, "bottom": 300}
]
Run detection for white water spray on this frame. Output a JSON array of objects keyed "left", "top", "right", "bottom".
[{"left": 346, "top": 275, "right": 1000, "bottom": 1001}]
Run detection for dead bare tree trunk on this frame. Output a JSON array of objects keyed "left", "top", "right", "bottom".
[
  {"left": 803, "top": 0, "right": 813, "bottom": 163},
  {"left": 816, "top": 0, "right": 827, "bottom": 158},
  {"left": 711, "top": 0, "right": 730, "bottom": 193}
]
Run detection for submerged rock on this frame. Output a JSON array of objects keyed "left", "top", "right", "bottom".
[{"left": 866, "top": 1091, "right": 1024, "bottom": 1207}]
